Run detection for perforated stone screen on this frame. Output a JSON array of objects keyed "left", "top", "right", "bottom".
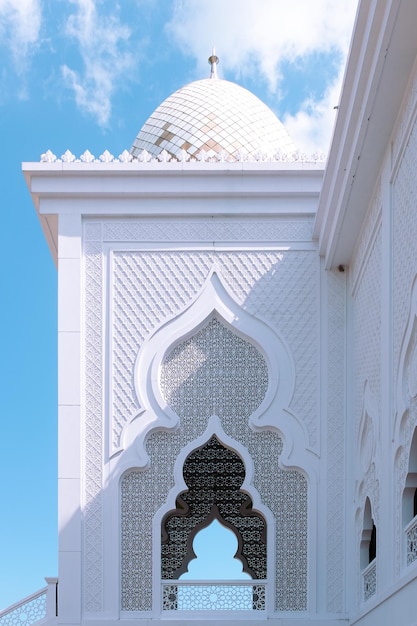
[
  {"left": 160, "top": 317, "right": 268, "bottom": 419},
  {"left": 161, "top": 436, "right": 267, "bottom": 580},
  {"left": 120, "top": 305, "right": 307, "bottom": 613}
]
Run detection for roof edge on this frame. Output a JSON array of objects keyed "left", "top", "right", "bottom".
[{"left": 314, "top": 0, "right": 417, "bottom": 269}]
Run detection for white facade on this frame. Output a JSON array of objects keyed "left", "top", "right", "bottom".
[{"left": 16, "top": 1, "right": 417, "bottom": 625}]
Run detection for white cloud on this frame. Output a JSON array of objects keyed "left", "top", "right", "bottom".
[
  {"left": 283, "top": 67, "right": 344, "bottom": 154},
  {"left": 168, "top": 0, "right": 356, "bottom": 86},
  {"left": 0, "top": 0, "right": 42, "bottom": 70},
  {"left": 61, "top": 0, "right": 134, "bottom": 127},
  {"left": 167, "top": 0, "right": 358, "bottom": 150}
]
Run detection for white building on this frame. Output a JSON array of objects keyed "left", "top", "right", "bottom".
[{"left": 4, "top": 1, "right": 417, "bottom": 625}]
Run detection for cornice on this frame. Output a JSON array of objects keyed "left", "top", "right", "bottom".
[
  {"left": 314, "top": 0, "right": 417, "bottom": 269},
  {"left": 23, "top": 152, "right": 323, "bottom": 265}
]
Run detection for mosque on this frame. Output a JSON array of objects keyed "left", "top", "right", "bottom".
[{"left": 5, "top": 1, "right": 417, "bottom": 625}]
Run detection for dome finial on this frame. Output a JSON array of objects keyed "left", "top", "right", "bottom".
[{"left": 208, "top": 47, "right": 219, "bottom": 79}]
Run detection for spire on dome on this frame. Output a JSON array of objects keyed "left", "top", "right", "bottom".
[{"left": 208, "top": 48, "right": 219, "bottom": 79}]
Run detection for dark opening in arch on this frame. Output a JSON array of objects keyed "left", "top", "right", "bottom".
[{"left": 161, "top": 435, "right": 267, "bottom": 580}]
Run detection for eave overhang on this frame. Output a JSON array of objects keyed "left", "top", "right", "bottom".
[
  {"left": 22, "top": 161, "right": 324, "bottom": 264},
  {"left": 314, "top": 0, "right": 417, "bottom": 269}
]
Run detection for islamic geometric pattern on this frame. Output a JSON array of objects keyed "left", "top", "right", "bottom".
[
  {"left": 161, "top": 435, "right": 267, "bottom": 580},
  {"left": 160, "top": 317, "right": 268, "bottom": 420},
  {"left": 121, "top": 429, "right": 307, "bottom": 612},
  {"left": 83, "top": 224, "right": 312, "bottom": 613},
  {"left": 112, "top": 249, "right": 318, "bottom": 450}
]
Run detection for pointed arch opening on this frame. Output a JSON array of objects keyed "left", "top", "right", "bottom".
[
  {"left": 360, "top": 498, "right": 377, "bottom": 601},
  {"left": 161, "top": 435, "right": 267, "bottom": 580},
  {"left": 179, "top": 518, "right": 252, "bottom": 581},
  {"left": 174, "top": 519, "right": 255, "bottom": 610},
  {"left": 160, "top": 435, "right": 267, "bottom": 612},
  {"left": 403, "top": 428, "right": 417, "bottom": 565}
]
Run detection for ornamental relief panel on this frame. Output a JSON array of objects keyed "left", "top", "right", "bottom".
[
  {"left": 111, "top": 248, "right": 318, "bottom": 454},
  {"left": 103, "top": 217, "right": 314, "bottom": 244},
  {"left": 118, "top": 273, "right": 310, "bottom": 613},
  {"left": 84, "top": 219, "right": 319, "bottom": 615},
  {"left": 394, "top": 276, "right": 417, "bottom": 572},
  {"left": 391, "top": 56, "right": 417, "bottom": 174},
  {"left": 357, "top": 382, "right": 378, "bottom": 486},
  {"left": 403, "top": 311, "right": 417, "bottom": 404},
  {"left": 160, "top": 317, "right": 269, "bottom": 422},
  {"left": 83, "top": 226, "right": 104, "bottom": 613},
  {"left": 121, "top": 424, "right": 308, "bottom": 613},
  {"left": 407, "top": 339, "right": 417, "bottom": 399},
  {"left": 326, "top": 269, "right": 346, "bottom": 613},
  {"left": 353, "top": 224, "right": 382, "bottom": 439},
  {"left": 394, "top": 277, "right": 417, "bottom": 439},
  {"left": 392, "top": 108, "right": 417, "bottom": 575},
  {"left": 350, "top": 181, "right": 381, "bottom": 295},
  {"left": 393, "top": 118, "right": 417, "bottom": 388}
]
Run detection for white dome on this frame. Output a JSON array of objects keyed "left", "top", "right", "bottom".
[{"left": 131, "top": 76, "right": 295, "bottom": 160}]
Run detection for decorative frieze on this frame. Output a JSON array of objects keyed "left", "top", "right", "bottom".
[
  {"left": 161, "top": 582, "right": 266, "bottom": 612},
  {"left": 40, "top": 148, "right": 326, "bottom": 164},
  {"left": 103, "top": 218, "right": 314, "bottom": 244}
]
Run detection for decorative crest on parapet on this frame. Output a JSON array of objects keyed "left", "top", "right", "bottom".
[{"left": 39, "top": 148, "right": 326, "bottom": 164}]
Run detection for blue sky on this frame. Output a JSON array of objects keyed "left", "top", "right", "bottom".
[{"left": 0, "top": 0, "right": 357, "bottom": 611}]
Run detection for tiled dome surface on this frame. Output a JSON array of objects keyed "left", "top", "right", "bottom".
[{"left": 130, "top": 78, "right": 295, "bottom": 160}]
